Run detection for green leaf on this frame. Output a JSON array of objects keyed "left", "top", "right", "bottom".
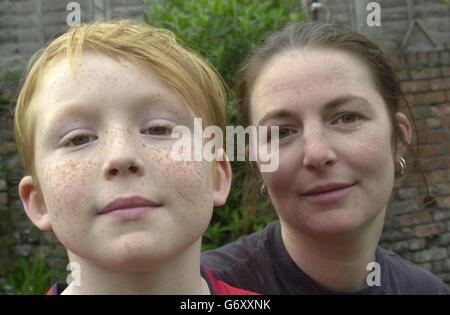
[{"left": 4, "top": 257, "right": 55, "bottom": 295}]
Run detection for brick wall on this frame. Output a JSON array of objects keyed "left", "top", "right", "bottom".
[
  {"left": 0, "top": 0, "right": 150, "bottom": 73},
  {"left": 310, "top": 0, "right": 450, "bottom": 52},
  {"left": 380, "top": 49, "right": 450, "bottom": 283}
]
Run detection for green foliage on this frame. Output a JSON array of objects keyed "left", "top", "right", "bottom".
[
  {"left": 3, "top": 257, "right": 55, "bottom": 295},
  {"left": 144, "top": 0, "right": 304, "bottom": 122},
  {"left": 144, "top": 0, "right": 303, "bottom": 250}
]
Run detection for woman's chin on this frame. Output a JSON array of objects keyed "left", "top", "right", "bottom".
[{"left": 296, "top": 210, "right": 366, "bottom": 237}]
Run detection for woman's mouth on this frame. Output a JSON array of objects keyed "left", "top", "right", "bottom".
[{"left": 300, "top": 182, "right": 357, "bottom": 204}]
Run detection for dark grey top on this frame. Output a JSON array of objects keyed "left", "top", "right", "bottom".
[{"left": 202, "top": 220, "right": 450, "bottom": 294}]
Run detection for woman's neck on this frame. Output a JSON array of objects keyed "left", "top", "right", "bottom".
[
  {"left": 61, "top": 239, "right": 210, "bottom": 295},
  {"left": 280, "top": 208, "right": 386, "bottom": 292}
]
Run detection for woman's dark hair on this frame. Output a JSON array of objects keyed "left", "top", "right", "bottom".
[{"left": 238, "top": 21, "right": 435, "bottom": 212}]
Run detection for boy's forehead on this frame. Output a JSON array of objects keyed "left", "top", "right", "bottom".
[
  {"left": 32, "top": 55, "right": 119, "bottom": 126},
  {"left": 37, "top": 53, "right": 177, "bottom": 107},
  {"left": 33, "top": 53, "right": 196, "bottom": 134},
  {"left": 43, "top": 53, "right": 133, "bottom": 87}
]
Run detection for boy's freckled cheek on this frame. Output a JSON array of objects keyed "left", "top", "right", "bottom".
[
  {"left": 169, "top": 161, "right": 209, "bottom": 190},
  {"left": 41, "top": 159, "right": 94, "bottom": 218},
  {"left": 151, "top": 148, "right": 212, "bottom": 206}
]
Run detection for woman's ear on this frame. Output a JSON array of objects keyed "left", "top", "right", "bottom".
[
  {"left": 395, "top": 112, "right": 413, "bottom": 160},
  {"left": 212, "top": 148, "right": 232, "bottom": 207},
  {"left": 18, "top": 176, "right": 52, "bottom": 231}
]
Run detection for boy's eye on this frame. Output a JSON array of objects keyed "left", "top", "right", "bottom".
[
  {"left": 65, "top": 134, "right": 96, "bottom": 147},
  {"left": 142, "top": 125, "right": 173, "bottom": 136}
]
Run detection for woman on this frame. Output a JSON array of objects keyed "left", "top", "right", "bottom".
[{"left": 202, "top": 22, "right": 449, "bottom": 294}]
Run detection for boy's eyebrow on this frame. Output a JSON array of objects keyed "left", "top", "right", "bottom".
[
  {"left": 257, "top": 94, "right": 371, "bottom": 126},
  {"left": 43, "top": 103, "right": 99, "bottom": 136},
  {"left": 42, "top": 94, "right": 175, "bottom": 138}
]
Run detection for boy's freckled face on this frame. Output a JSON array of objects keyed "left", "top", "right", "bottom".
[{"left": 32, "top": 52, "right": 214, "bottom": 271}]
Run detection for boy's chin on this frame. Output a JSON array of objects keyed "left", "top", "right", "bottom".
[
  {"left": 102, "top": 252, "right": 170, "bottom": 273},
  {"left": 98, "top": 241, "right": 196, "bottom": 273}
]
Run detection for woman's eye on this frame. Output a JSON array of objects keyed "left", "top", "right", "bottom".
[
  {"left": 335, "top": 113, "right": 362, "bottom": 124},
  {"left": 143, "top": 125, "right": 173, "bottom": 136},
  {"left": 279, "top": 128, "right": 296, "bottom": 139},
  {"left": 265, "top": 127, "right": 296, "bottom": 142},
  {"left": 65, "top": 134, "right": 96, "bottom": 147}
]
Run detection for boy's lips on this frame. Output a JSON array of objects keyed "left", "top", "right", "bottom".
[{"left": 99, "top": 196, "right": 162, "bottom": 215}]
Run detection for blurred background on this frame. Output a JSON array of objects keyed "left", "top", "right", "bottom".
[{"left": 0, "top": 0, "right": 449, "bottom": 294}]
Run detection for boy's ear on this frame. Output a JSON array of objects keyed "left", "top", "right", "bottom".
[
  {"left": 212, "top": 149, "right": 232, "bottom": 207},
  {"left": 395, "top": 112, "right": 413, "bottom": 160},
  {"left": 18, "top": 176, "right": 52, "bottom": 231}
]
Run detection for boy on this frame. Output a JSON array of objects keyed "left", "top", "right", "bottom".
[{"left": 14, "top": 20, "right": 255, "bottom": 295}]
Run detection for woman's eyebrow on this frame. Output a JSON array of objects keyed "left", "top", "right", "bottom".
[
  {"left": 257, "top": 109, "right": 294, "bottom": 127},
  {"left": 257, "top": 94, "right": 371, "bottom": 126},
  {"left": 322, "top": 94, "right": 371, "bottom": 112}
]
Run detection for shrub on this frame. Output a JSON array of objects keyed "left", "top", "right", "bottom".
[{"left": 3, "top": 257, "right": 55, "bottom": 295}]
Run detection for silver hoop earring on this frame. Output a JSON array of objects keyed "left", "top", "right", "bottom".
[
  {"left": 260, "top": 184, "right": 268, "bottom": 196},
  {"left": 396, "top": 156, "right": 407, "bottom": 179}
]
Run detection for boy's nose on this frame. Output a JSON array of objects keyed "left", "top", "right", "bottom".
[
  {"left": 101, "top": 128, "right": 146, "bottom": 179},
  {"left": 102, "top": 156, "right": 144, "bottom": 179}
]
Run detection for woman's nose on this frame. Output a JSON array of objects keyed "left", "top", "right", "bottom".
[{"left": 301, "top": 129, "right": 337, "bottom": 171}]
